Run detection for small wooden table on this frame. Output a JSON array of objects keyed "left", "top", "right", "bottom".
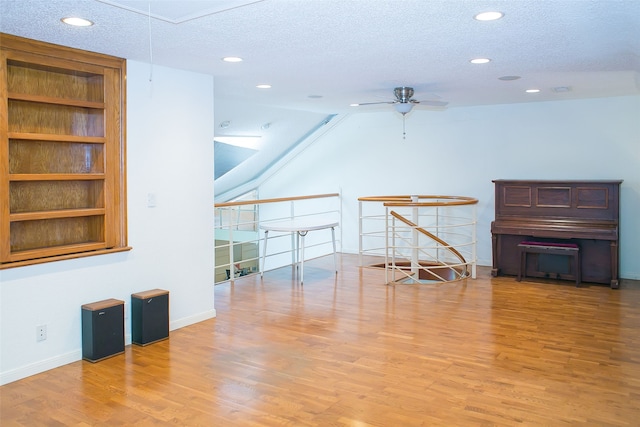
[{"left": 260, "top": 219, "right": 338, "bottom": 284}]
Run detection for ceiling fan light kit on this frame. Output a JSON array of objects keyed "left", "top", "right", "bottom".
[{"left": 394, "top": 102, "right": 413, "bottom": 114}]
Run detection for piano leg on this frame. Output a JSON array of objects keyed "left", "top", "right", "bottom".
[
  {"left": 517, "top": 245, "right": 524, "bottom": 282},
  {"left": 491, "top": 233, "right": 499, "bottom": 277},
  {"left": 611, "top": 241, "right": 619, "bottom": 289}
]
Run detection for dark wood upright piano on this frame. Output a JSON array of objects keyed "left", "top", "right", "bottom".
[{"left": 491, "top": 180, "right": 622, "bottom": 288}]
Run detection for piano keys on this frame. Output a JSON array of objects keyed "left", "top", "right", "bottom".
[{"left": 491, "top": 180, "right": 622, "bottom": 288}]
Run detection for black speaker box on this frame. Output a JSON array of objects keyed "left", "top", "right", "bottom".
[
  {"left": 131, "top": 289, "right": 169, "bottom": 346},
  {"left": 81, "top": 299, "right": 125, "bottom": 362}
]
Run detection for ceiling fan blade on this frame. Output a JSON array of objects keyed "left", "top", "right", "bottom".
[
  {"left": 417, "top": 100, "right": 449, "bottom": 107},
  {"left": 356, "top": 101, "right": 395, "bottom": 106}
]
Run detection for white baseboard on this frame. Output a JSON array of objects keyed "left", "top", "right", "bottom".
[
  {"left": 170, "top": 308, "right": 216, "bottom": 331},
  {"left": 621, "top": 271, "right": 640, "bottom": 281},
  {"left": 0, "top": 309, "right": 217, "bottom": 386},
  {"left": 0, "top": 350, "right": 81, "bottom": 386}
]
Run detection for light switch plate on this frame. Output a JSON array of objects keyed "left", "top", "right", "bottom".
[{"left": 147, "top": 193, "right": 157, "bottom": 207}]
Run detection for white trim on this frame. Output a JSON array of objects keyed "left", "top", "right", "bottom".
[
  {"left": 0, "top": 350, "right": 81, "bottom": 386},
  {"left": 170, "top": 309, "right": 216, "bottom": 331},
  {"left": 0, "top": 310, "right": 216, "bottom": 385}
]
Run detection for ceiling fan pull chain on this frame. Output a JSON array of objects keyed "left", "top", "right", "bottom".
[
  {"left": 402, "top": 113, "right": 407, "bottom": 139},
  {"left": 148, "top": 3, "right": 154, "bottom": 82}
]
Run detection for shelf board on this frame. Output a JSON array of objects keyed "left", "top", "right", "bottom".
[
  {"left": 10, "top": 208, "right": 106, "bottom": 222},
  {"left": 5, "top": 242, "right": 110, "bottom": 263},
  {"left": 8, "top": 132, "right": 105, "bottom": 144},
  {"left": 0, "top": 246, "right": 132, "bottom": 269},
  {"left": 8, "top": 92, "right": 105, "bottom": 109},
  {"left": 9, "top": 173, "right": 105, "bottom": 181}
]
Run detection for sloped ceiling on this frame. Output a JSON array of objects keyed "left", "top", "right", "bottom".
[{"left": 1, "top": 0, "right": 639, "bottom": 199}]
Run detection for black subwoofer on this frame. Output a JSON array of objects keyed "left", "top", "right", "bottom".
[
  {"left": 131, "top": 289, "right": 169, "bottom": 346},
  {"left": 81, "top": 298, "right": 125, "bottom": 362}
]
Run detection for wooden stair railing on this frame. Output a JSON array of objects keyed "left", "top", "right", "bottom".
[{"left": 389, "top": 210, "right": 468, "bottom": 276}]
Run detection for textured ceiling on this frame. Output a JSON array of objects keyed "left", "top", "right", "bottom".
[
  {"left": 2, "top": 0, "right": 639, "bottom": 112},
  {"left": 94, "top": 0, "right": 265, "bottom": 23},
  {"left": 1, "top": 0, "right": 639, "bottom": 198}
]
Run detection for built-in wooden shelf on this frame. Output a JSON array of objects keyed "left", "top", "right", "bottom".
[{"left": 1, "top": 32, "right": 129, "bottom": 268}]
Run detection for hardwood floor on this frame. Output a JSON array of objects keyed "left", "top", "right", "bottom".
[{"left": 2, "top": 254, "right": 640, "bottom": 426}]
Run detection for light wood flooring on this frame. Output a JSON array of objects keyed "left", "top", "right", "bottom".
[{"left": 2, "top": 254, "right": 640, "bottom": 426}]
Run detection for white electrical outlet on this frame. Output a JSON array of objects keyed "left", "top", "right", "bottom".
[
  {"left": 147, "top": 192, "right": 157, "bottom": 207},
  {"left": 36, "top": 325, "right": 47, "bottom": 342}
]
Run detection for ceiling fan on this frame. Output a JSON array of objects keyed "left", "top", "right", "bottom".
[
  {"left": 353, "top": 87, "right": 449, "bottom": 139},
  {"left": 355, "top": 87, "right": 449, "bottom": 115}
]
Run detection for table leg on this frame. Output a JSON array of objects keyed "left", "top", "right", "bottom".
[
  {"left": 295, "top": 232, "right": 300, "bottom": 266},
  {"left": 300, "top": 231, "right": 306, "bottom": 284},
  {"left": 331, "top": 226, "right": 338, "bottom": 274},
  {"left": 261, "top": 230, "right": 269, "bottom": 277}
]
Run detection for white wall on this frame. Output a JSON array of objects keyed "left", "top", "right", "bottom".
[
  {"left": 258, "top": 95, "right": 640, "bottom": 280},
  {"left": 0, "top": 61, "right": 216, "bottom": 385}
]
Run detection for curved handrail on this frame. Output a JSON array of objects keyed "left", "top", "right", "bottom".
[
  {"left": 216, "top": 193, "right": 340, "bottom": 208},
  {"left": 359, "top": 194, "right": 476, "bottom": 282},
  {"left": 389, "top": 210, "right": 467, "bottom": 269},
  {"left": 359, "top": 195, "right": 478, "bottom": 207}
]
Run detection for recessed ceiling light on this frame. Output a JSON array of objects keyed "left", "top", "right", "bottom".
[
  {"left": 526, "top": 89, "right": 541, "bottom": 93},
  {"left": 61, "top": 17, "right": 94, "bottom": 27},
  {"left": 498, "top": 75, "right": 521, "bottom": 81},
  {"left": 350, "top": 103, "right": 360, "bottom": 107},
  {"left": 553, "top": 86, "right": 572, "bottom": 93},
  {"left": 474, "top": 11, "right": 504, "bottom": 21},
  {"left": 222, "top": 56, "right": 243, "bottom": 63},
  {"left": 470, "top": 58, "right": 491, "bottom": 64},
  {"left": 256, "top": 84, "right": 271, "bottom": 89}
]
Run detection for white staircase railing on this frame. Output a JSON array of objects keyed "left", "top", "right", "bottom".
[
  {"left": 359, "top": 195, "right": 478, "bottom": 284},
  {"left": 215, "top": 193, "right": 341, "bottom": 283}
]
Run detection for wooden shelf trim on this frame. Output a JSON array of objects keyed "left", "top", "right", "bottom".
[
  {"left": 1, "top": 246, "right": 132, "bottom": 269},
  {"left": 7, "top": 242, "right": 107, "bottom": 262},
  {"left": 9, "top": 173, "right": 105, "bottom": 181},
  {"left": 8, "top": 92, "right": 105, "bottom": 109},
  {"left": 10, "top": 208, "right": 106, "bottom": 222},
  {"left": 8, "top": 132, "right": 105, "bottom": 144},
  {"left": 2, "top": 244, "right": 133, "bottom": 266},
  {"left": 1, "top": 33, "right": 126, "bottom": 69}
]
